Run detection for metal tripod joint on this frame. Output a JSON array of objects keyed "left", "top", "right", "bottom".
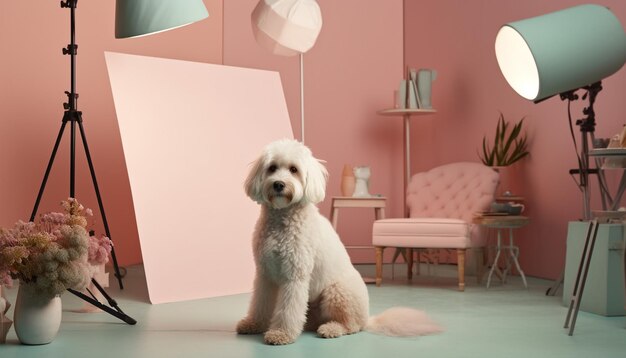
[
  {"left": 63, "top": 91, "right": 80, "bottom": 111},
  {"left": 60, "top": 0, "right": 77, "bottom": 9},
  {"left": 62, "top": 44, "right": 78, "bottom": 55}
]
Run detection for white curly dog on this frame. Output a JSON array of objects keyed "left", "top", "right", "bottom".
[{"left": 237, "top": 139, "right": 442, "bottom": 345}]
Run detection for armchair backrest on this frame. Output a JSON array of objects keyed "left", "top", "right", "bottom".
[{"left": 407, "top": 162, "right": 499, "bottom": 222}]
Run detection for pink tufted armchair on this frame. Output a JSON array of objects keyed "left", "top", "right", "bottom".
[{"left": 372, "top": 162, "right": 499, "bottom": 291}]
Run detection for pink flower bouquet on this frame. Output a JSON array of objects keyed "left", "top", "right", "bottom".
[{"left": 0, "top": 198, "right": 111, "bottom": 300}]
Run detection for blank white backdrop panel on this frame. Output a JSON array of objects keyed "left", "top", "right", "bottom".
[{"left": 105, "top": 52, "right": 293, "bottom": 304}]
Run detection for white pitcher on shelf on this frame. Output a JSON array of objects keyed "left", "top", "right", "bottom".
[{"left": 417, "top": 69, "right": 437, "bottom": 109}]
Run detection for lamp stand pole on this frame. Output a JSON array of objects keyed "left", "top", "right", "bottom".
[
  {"left": 560, "top": 81, "right": 609, "bottom": 221},
  {"left": 300, "top": 53, "right": 305, "bottom": 144},
  {"left": 28, "top": 0, "right": 135, "bottom": 325},
  {"left": 546, "top": 81, "right": 610, "bottom": 297}
]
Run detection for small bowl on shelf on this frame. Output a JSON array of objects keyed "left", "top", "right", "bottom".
[{"left": 490, "top": 202, "right": 524, "bottom": 215}]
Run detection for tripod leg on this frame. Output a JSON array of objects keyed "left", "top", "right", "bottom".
[
  {"left": 31, "top": 120, "right": 69, "bottom": 221},
  {"left": 76, "top": 116, "right": 124, "bottom": 290},
  {"left": 68, "top": 279, "right": 136, "bottom": 325},
  {"left": 546, "top": 271, "right": 563, "bottom": 296},
  {"left": 564, "top": 220, "right": 599, "bottom": 335}
]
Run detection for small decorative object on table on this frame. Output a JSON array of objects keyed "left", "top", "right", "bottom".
[
  {"left": 490, "top": 202, "right": 525, "bottom": 215},
  {"left": 340, "top": 164, "right": 356, "bottom": 197},
  {"left": 1, "top": 285, "right": 11, "bottom": 344},
  {"left": 353, "top": 166, "right": 372, "bottom": 197},
  {"left": 0, "top": 198, "right": 111, "bottom": 345}
]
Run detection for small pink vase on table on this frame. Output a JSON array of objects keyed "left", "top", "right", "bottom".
[
  {"left": 340, "top": 164, "right": 356, "bottom": 196},
  {"left": 491, "top": 163, "right": 524, "bottom": 197}
]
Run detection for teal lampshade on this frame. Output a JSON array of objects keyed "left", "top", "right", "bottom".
[
  {"left": 495, "top": 4, "right": 626, "bottom": 101},
  {"left": 115, "top": 0, "right": 209, "bottom": 39}
]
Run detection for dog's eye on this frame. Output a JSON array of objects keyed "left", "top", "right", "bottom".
[
  {"left": 289, "top": 166, "right": 298, "bottom": 174},
  {"left": 268, "top": 165, "right": 278, "bottom": 173}
]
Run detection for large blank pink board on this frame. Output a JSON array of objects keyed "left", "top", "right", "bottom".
[{"left": 105, "top": 52, "right": 292, "bottom": 304}]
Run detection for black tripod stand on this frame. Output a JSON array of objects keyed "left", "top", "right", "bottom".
[
  {"left": 545, "top": 81, "right": 611, "bottom": 297},
  {"left": 29, "top": 0, "right": 135, "bottom": 325},
  {"left": 560, "top": 82, "right": 611, "bottom": 220}
]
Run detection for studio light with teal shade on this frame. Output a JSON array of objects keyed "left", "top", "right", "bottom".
[
  {"left": 494, "top": 3, "right": 626, "bottom": 222},
  {"left": 115, "top": 0, "right": 209, "bottom": 39},
  {"left": 495, "top": 5, "right": 626, "bottom": 334},
  {"left": 495, "top": 4, "right": 626, "bottom": 102}
]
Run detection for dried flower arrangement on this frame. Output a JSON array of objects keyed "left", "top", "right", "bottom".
[{"left": 0, "top": 198, "right": 111, "bottom": 300}]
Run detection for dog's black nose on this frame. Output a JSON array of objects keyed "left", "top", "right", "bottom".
[{"left": 273, "top": 181, "right": 285, "bottom": 193}]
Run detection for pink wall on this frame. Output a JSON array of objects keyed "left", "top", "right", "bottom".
[
  {"left": 224, "top": 0, "right": 405, "bottom": 263},
  {"left": 6, "top": 1, "right": 621, "bottom": 279},
  {"left": 1, "top": 0, "right": 404, "bottom": 267},
  {"left": 0, "top": 0, "right": 223, "bottom": 266},
  {"left": 405, "top": 0, "right": 626, "bottom": 279}
]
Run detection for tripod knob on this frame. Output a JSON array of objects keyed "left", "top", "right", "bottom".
[{"left": 62, "top": 44, "right": 78, "bottom": 55}]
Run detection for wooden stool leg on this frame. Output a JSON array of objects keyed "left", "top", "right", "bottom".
[
  {"left": 331, "top": 207, "right": 339, "bottom": 230},
  {"left": 415, "top": 249, "right": 421, "bottom": 275},
  {"left": 375, "top": 247, "right": 384, "bottom": 286},
  {"left": 407, "top": 248, "right": 414, "bottom": 280},
  {"left": 476, "top": 248, "right": 485, "bottom": 284},
  {"left": 457, "top": 249, "right": 466, "bottom": 291}
]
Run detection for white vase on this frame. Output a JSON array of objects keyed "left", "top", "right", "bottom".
[
  {"left": 13, "top": 283, "right": 62, "bottom": 345},
  {"left": 353, "top": 166, "right": 372, "bottom": 197}
]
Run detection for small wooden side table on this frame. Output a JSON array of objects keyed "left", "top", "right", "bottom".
[
  {"left": 330, "top": 196, "right": 386, "bottom": 284},
  {"left": 330, "top": 196, "right": 386, "bottom": 245},
  {"left": 473, "top": 215, "right": 530, "bottom": 288}
]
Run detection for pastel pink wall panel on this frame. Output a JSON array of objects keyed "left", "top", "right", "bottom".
[{"left": 105, "top": 52, "right": 293, "bottom": 303}]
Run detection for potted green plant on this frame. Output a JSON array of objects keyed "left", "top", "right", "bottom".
[{"left": 479, "top": 113, "right": 529, "bottom": 167}]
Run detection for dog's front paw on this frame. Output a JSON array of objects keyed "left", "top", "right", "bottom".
[
  {"left": 264, "top": 329, "right": 297, "bottom": 345},
  {"left": 317, "top": 321, "right": 347, "bottom": 338},
  {"left": 236, "top": 317, "right": 265, "bottom": 335}
]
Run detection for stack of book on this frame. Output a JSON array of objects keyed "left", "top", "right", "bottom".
[{"left": 397, "top": 68, "right": 423, "bottom": 109}]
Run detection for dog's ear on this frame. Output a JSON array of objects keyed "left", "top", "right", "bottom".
[
  {"left": 244, "top": 155, "right": 265, "bottom": 203},
  {"left": 304, "top": 157, "right": 329, "bottom": 204}
]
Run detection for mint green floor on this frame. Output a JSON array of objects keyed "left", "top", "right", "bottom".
[{"left": 2, "top": 264, "right": 625, "bottom": 358}]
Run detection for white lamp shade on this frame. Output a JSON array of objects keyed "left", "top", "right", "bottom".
[
  {"left": 116, "top": 0, "right": 209, "bottom": 39},
  {"left": 251, "top": 0, "right": 323, "bottom": 56},
  {"left": 495, "top": 4, "right": 626, "bottom": 101}
]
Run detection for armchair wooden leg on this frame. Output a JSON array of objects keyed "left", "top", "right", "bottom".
[
  {"left": 457, "top": 249, "right": 466, "bottom": 291},
  {"left": 415, "top": 249, "right": 421, "bottom": 276},
  {"left": 407, "top": 248, "right": 414, "bottom": 280},
  {"left": 375, "top": 247, "right": 384, "bottom": 286}
]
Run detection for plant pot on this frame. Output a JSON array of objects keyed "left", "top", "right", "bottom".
[
  {"left": 13, "top": 283, "right": 62, "bottom": 345},
  {"left": 491, "top": 163, "right": 524, "bottom": 197}
]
